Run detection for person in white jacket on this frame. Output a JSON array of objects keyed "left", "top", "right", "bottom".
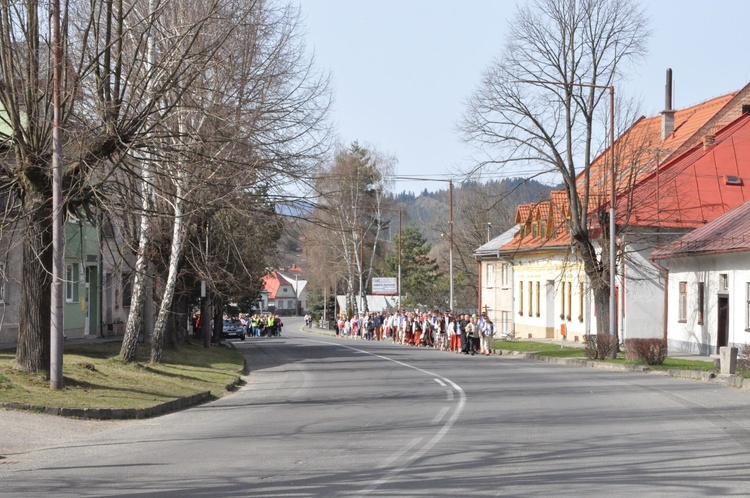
[{"left": 479, "top": 313, "right": 495, "bottom": 356}]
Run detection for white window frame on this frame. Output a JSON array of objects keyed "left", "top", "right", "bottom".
[
  {"left": 502, "top": 263, "right": 510, "bottom": 288},
  {"left": 678, "top": 281, "right": 687, "bottom": 322},
  {"left": 486, "top": 264, "right": 494, "bottom": 288},
  {"left": 720, "top": 274, "right": 728, "bottom": 291},
  {"left": 745, "top": 283, "right": 750, "bottom": 330},
  {"left": 66, "top": 264, "right": 80, "bottom": 303}
]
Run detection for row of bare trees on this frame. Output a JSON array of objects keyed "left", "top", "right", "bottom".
[{"left": 0, "top": 0, "right": 331, "bottom": 373}]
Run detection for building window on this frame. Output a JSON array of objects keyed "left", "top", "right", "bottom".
[
  {"left": 560, "top": 281, "right": 566, "bottom": 320},
  {"left": 697, "top": 282, "right": 705, "bottom": 325},
  {"left": 486, "top": 264, "right": 494, "bottom": 288},
  {"left": 746, "top": 283, "right": 750, "bottom": 330},
  {"left": 122, "top": 272, "right": 132, "bottom": 308},
  {"left": 0, "top": 263, "right": 6, "bottom": 303},
  {"left": 288, "top": 299, "right": 295, "bottom": 309},
  {"left": 532, "top": 223, "right": 538, "bottom": 238},
  {"left": 720, "top": 274, "right": 728, "bottom": 291},
  {"left": 678, "top": 281, "right": 687, "bottom": 322},
  {"left": 528, "top": 281, "right": 533, "bottom": 316},
  {"left": 278, "top": 300, "right": 284, "bottom": 310},
  {"left": 578, "top": 281, "right": 584, "bottom": 322},
  {"left": 540, "top": 222, "right": 546, "bottom": 238},
  {"left": 535, "top": 281, "right": 540, "bottom": 317},
  {"left": 519, "top": 281, "right": 523, "bottom": 315},
  {"left": 566, "top": 281, "right": 572, "bottom": 321},
  {"left": 66, "top": 264, "right": 80, "bottom": 303},
  {"left": 502, "top": 263, "right": 510, "bottom": 288}
]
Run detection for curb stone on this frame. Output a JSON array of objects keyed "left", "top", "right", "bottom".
[
  {"left": 0, "top": 391, "right": 212, "bottom": 420},
  {"left": 0, "top": 359, "right": 248, "bottom": 420}
]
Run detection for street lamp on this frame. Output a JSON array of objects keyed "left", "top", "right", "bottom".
[
  {"left": 394, "top": 177, "right": 454, "bottom": 310},
  {"left": 514, "top": 79, "right": 616, "bottom": 340}
]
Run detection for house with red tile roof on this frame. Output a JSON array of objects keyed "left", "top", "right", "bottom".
[
  {"left": 261, "top": 270, "right": 299, "bottom": 316},
  {"left": 485, "top": 81, "right": 750, "bottom": 342},
  {"left": 651, "top": 200, "right": 750, "bottom": 354}
]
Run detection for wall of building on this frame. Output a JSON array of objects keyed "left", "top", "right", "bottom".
[
  {"left": 665, "top": 253, "right": 750, "bottom": 354},
  {"left": 0, "top": 226, "right": 22, "bottom": 342},
  {"left": 512, "top": 252, "right": 588, "bottom": 341},
  {"left": 621, "top": 244, "right": 665, "bottom": 342},
  {"left": 478, "top": 260, "right": 514, "bottom": 334}
]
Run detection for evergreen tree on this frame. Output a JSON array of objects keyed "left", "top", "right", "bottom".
[{"left": 385, "top": 227, "right": 448, "bottom": 309}]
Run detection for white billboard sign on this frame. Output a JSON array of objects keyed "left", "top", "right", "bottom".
[{"left": 372, "top": 277, "right": 398, "bottom": 296}]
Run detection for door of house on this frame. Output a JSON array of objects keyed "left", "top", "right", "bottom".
[
  {"left": 83, "top": 267, "right": 91, "bottom": 336},
  {"left": 717, "top": 296, "right": 729, "bottom": 352},
  {"left": 83, "top": 266, "right": 99, "bottom": 336}
]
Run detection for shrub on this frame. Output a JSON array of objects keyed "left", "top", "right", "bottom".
[
  {"left": 584, "top": 333, "right": 617, "bottom": 360},
  {"left": 625, "top": 338, "right": 667, "bottom": 365},
  {"left": 738, "top": 343, "right": 750, "bottom": 371}
]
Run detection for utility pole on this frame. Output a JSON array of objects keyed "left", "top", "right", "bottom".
[
  {"left": 394, "top": 176, "right": 455, "bottom": 311},
  {"left": 50, "top": 0, "right": 64, "bottom": 390}
]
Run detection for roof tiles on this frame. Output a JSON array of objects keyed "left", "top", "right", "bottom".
[{"left": 651, "top": 200, "right": 750, "bottom": 258}]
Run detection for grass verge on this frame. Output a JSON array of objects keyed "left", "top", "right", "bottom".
[
  {"left": 493, "top": 340, "right": 585, "bottom": 357},
  {"left": 0, "top": 340, "right": 244, "bottom": 409},
  {"left": 493, "top": 340, "right": 729, "bottom": 373}
]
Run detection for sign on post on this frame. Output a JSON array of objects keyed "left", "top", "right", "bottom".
[{"left": 372, "top": 277, "right": 397, "bottom": 296}]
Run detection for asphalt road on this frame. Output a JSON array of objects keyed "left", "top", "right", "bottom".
[{"left": 2, "top": 316, "right": 750, "bottom": 497}]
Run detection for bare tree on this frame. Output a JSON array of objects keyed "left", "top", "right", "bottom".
[
  {"left": 141, "top": 0, "right": 331, "bottom": 362},
  {"left": 309, "top": 142, "right": 394, "bottom": 316},
  {"left": 461, "top": 0, "right": 649, "bottom": 347}
]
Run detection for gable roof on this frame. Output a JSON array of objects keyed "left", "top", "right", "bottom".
[
  {"left": 623, "top": 113, "right": 750, "bottom": 228},
  {"left": 651, "top": 200, "right": 750, "bottom": 258},
  {"left": 474, "top": 225, "right": 520, "bottom": 258},
  {"left": 584, "top": 90, "right": 745, "bottom": 195},
  {"left": 262, "top": 271, "right": 294, "bottom": 300},
  {"left": 499, "top": 199, "right": 572, "bottom": 255}
]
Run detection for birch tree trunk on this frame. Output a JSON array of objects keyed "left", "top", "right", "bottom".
[
  {"left": 150, "top": 169, "right": 185, "bottom": 363},
  {"left": 119, "top": 0, "right": 157, "bottom": 362}
]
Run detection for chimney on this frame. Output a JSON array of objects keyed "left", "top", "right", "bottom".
[
  {"left": 661, "top": 68, "right": 675, "bottom": 141},
  {"left": 703, "top": 134, "right": 716, "bottom": 149}
]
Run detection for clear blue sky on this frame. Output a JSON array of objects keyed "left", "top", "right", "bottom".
[{"left": 297, "top": 0, "right": 750, "bottom": 195}]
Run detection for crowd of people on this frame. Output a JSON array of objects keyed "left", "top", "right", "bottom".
[
  {"left": 192, "top": 313, "right": 284, "bottom": 338},
  {"left": 241, "top": 314, "right": 283, "bottom": 337},
  {"left": 333, "top": 310, "right": 496, "bottom": 356}
]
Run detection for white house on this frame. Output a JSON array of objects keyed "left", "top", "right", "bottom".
[
  {"left": 474, "top": 225, "right": 518, "bottom": 336},
  {"left": 652, "top": 201, "right": 750, "bottom": 354}
]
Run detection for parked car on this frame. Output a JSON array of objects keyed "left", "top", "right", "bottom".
[{"left": 222, "top": 319, "right": 246, "bottom": 341}]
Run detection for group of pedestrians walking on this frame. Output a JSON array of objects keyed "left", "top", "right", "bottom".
[{"left": 334, "top": 310, "right": 496, "bottom": 356}]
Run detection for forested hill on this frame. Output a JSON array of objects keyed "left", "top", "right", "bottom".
[
  {"left": 393, "top": 177, "right": 558, "bottom": 245},
  {"left": 275, "top": 177, "right": 557, "bottom": 271}
]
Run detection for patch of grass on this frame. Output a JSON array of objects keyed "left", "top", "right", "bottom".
[
  {"left": 494, "top": 340, "right": 720, "bottom": 371},
  {"left": 493, "top": 340, "right": 585, "bottom": 356},
  {"left": 0, "top": 341, "right": 244, "bottom": 409}
]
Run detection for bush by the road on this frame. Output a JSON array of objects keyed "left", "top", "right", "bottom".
[{"left": 625, "top": 338, "right": 668, "bottom": 365}]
